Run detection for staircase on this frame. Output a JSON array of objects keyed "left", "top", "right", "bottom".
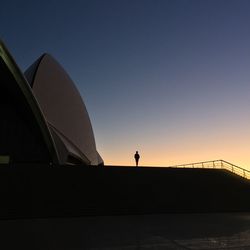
[{"left": 169, "top": 159, "right": 250, "bottom": 180}]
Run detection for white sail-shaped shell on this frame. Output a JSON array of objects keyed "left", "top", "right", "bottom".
[{"left": 25, "top": 54, "right": 103, "bottom": 165}]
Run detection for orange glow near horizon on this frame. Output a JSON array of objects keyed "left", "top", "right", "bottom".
[
  {"left": 97, "top": 118, "right": 250, "bottom": 171},
  {"left": 100, "top": 147, "right": 250, "bottom": 171}
]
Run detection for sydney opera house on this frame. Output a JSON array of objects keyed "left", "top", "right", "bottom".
[
  {"left": 0, "top": 41, "right": 103, "bottom": 166},
  {"left": 2, "top": 40, "right": 250, "bottom": 221}
]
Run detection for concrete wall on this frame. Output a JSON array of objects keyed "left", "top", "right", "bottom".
[{"left": 1, "top": 165, "right": 250, "bottom": 219}]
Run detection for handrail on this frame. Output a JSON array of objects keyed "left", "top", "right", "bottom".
[{"left": 168, "top": 159, "right": 250, "bottom": 180}]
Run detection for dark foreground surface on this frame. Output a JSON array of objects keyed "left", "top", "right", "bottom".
[
  {"left": 2, "top": 164, "right": 250, "bottom": 218},
  {"left": 1, "top": 213, "right": 250, "bottom": 249}
]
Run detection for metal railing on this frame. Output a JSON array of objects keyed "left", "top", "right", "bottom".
[{"left": 168, "top": 160, "right": 250, "bottom": 180}]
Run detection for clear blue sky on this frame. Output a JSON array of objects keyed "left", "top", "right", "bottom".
[{"left": 1, "top": 0, "right": 250, "bottom": 167}]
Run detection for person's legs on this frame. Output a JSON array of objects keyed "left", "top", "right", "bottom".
[{"left": 136, "top": 159, "right": 139, "bottom": 166}]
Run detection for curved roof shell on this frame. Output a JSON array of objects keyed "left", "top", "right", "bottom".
[
  {"left": 25, "top": 54, "right": 103, "bottom": 165},
  {"left": 0, "top": 41, "right": 59, "bottom": 164}
]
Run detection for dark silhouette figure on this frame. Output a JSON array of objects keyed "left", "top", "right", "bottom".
[{"left": 134, "top": 151, "right": 140, "bottom": 167}]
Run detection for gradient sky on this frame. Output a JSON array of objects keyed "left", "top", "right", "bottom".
[{"left": 1, "top": 0, "right": 250, "bottom": 168}]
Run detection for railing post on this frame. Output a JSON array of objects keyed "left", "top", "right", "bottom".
[{"left": 171, "top": 159, "right": 249, "bottom": 180}]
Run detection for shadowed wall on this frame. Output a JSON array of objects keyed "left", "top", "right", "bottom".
[{"left": 1, "top": 165, "right": 250, "bottom": 219}]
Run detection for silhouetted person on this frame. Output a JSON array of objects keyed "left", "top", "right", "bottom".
[{"left": 134, "top": 151, "right": 140, "bottom": 167}]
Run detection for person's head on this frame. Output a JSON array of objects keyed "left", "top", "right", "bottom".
[{"left": 136, "top": 151, "right": 138, "bottom": 154}]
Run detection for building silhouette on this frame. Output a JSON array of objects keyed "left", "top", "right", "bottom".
[{"left": 0, "top": 41, "right": 103, "bottom": 166}]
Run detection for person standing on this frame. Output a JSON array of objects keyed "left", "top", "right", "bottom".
[{"left": 134, "top": 151, "right": 140, "bottom": 167}]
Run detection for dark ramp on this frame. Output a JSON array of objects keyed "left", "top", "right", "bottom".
[{"left": 1, "top": 165, "right": 250, "bottom": 219}]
